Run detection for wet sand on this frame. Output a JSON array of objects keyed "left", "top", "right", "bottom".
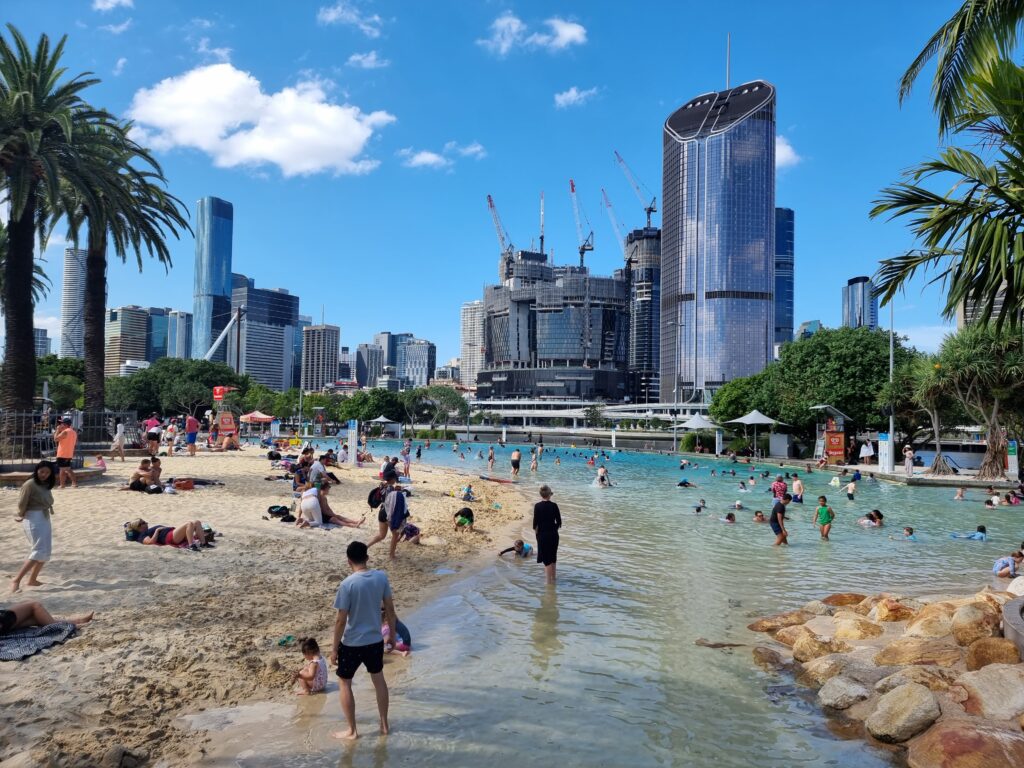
[{"left": 0, "top": 450, "right": 529, "bottom": 766}]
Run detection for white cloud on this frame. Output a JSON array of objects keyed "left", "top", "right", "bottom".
[
  {"left": 554, "top": 86, "right": 597, "bottom": 109},
  {"left": 127, "top": 63, "right": 396, "bottom": 177},
  {"left": 397, "top": 148, "right": 451, "bottom": 169},
  {"left": 478, "top": 14, "right": 587, "bottom": 56},
  {"left": 100, "top": 18, "right": 132, "bottom": 34},
  {"left": 113, "top": 57, "right": 127, "bottom": 76},
  {"left": 776, "top": 135, "right": 801, "bottom": 169},
  {"left": 444, "top": 140, "right": 486, "bottom": 159},
  {"left": 190, "top": 17, "right": 215, "bottom": 29},
  {"left": 317, "top": 2, "right": 383, "bottom": 38},
  {"left": 896, "top": 324, "right": 955, "bottom": 353},
  {"left": 197, "top": 37, "right": 232, "bottom": 63},
  {"left": 347, "top": 51, "right": 389, "bottom": 69},
  {"left": 92, "top": 0, "right": 132, "bottom": 10},
  {"left": 34, "top": 314, "right": 62, "bottom": 338}
]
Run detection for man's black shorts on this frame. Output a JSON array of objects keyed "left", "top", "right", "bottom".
[
  {"left": 55, "top": 457, "right": 72, "bottom": 468},
  {"left": 336, "top": 640, "right": 384, "bottom": 679}
]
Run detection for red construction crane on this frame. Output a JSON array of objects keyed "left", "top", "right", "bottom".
[
  {"left": 569, "top": 179, "right": 594, "bottom": 268},
  {"left": 601, "top": 188, "right": 626, "bottom": 258},
  {"left": 614, "top": 150, "right": 657, "bottom": 228}
]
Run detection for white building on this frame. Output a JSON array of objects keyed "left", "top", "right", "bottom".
[
  {"left": 460, "top": 300, "right": 485, "bottom": 391},
  {"left": 301, "top": 324, "right": 340, "bottom": 392},
  {"left": 59, "top": 248, "right": 87, "bottom": 358}
]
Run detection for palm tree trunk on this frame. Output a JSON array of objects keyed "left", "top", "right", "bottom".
[
  {"left": 83, "top": 227, "right": 107, "bottom": 411},
  {"left": 978, "top": 406, "right": 1008, "bottom": 480},
  {"left": 2, "top": 202, "right": 38, "bottom": 412},
  {"left": 927, "top": 408, "right": 953, "bottom": 475}
]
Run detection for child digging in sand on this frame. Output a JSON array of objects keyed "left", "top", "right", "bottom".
[
  {"left": 292, "top": 637, "right": 328, "bottom": 694},
  {"left": 453, "top": 507, "right": 475, "bottom": 533}
]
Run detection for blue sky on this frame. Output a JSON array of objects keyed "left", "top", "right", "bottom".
[{"left": 15, "top": 0, "right": 960, "bottom": 361}]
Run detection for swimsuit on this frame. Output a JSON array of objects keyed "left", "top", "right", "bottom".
[{"left": 815, "top": 506, "right": 833, "bottom": 526}]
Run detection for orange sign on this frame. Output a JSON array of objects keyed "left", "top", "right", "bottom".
[
  {"left": 213, "top": 386, "right": 225, "bottom": 401},
  {"left": 825, "top": 431, "right": 845, "bottom": 465},
  {"left": 218, "top": 412, "right": 237, "bottom": 435}
]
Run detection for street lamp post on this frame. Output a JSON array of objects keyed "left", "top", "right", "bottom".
[
  {"left": 668, "top": 319, "right": 685, "bottom": 452},
  {"left": 887, "top": 301, "right": 895, "bottom": 473}
]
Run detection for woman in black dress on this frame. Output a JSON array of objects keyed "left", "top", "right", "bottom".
[{"left": 532, "top": 485, "right": 562, "bottom": 584}]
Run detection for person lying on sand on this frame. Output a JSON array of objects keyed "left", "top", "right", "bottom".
[
  {"left": 124, "top": 518, "right": 210, "bottom": 550},
  {"left": 1, "top": 601, "right": 94, "bottom": 633}
]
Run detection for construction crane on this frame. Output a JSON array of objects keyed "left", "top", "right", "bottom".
[
  {"left": 568, "top": 179, "right": 594, "bottom": 268},
  {"left": 487, "top": 194, "right": 515, "bottom": 278},
  {"left": 614, "top": 150, "right": 657, "bottom": 228},
  {"left": 539, "top": 191, "right": 545, "bottom": 256},
  {"left": 600, "top": 188, "right": 626, "bottom": 258}
]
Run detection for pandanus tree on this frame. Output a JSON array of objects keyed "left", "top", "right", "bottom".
[
  {"left": 57, "top": 119, "right": 189, "bottom": 410},
  {"left": 0, "top": 25, "right": 117, "bottom": 411},
  {"left": 908, "top": 354, "right": 957, "bottom": 476}
]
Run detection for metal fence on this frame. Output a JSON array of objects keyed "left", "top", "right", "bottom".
[{"left": 0, "top": 409, "right": 139, "bottom": 469}]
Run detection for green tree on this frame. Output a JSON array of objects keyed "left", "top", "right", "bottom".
[
  {"left": 242, "top": 383, "right": 279, "bottom": 415},
  {"left": 936, "top": 323, "right": 1024, "bottom": 478},
  {"left": 48, "top": 374, "right": 82, "bottom": 411},
  {"left": 162, "top": 379, "right": 210, "bottom": 417},
  {"left": 907, "top": 354, "right": 966, "bottom": 475},
  {"left": 583, "top": 404, "right": 604, "bottom": 427},
  {"left": 400, "top": 388, "right": 428, "bottom": 434},
  {"left": 105, "top": 358, "right": 244, "bottom": 417},
  {"left": 37, "top": 354, "right": 84, "bottom": 382},
  {"left": 0, "top": 25, "right": 119, "bottom": 410},
  {"left": 425, "top": 385, "right": 469, "bottom": 431}
]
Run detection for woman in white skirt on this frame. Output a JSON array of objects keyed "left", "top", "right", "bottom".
[
  {"left": 296, "top": 483, "right": 363, "bottom": 529},
  {"left": 11, "top": 462, "right": 56, "bottom": 593}
]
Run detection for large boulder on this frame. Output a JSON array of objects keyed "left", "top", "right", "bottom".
[
  {"left": 793, "top": 633, "right": 850, "bottom": 663},
  {"left": 1007, "top": 576, "right": 1024, "bottom": 597},
  {"left": 799, "top": 654, "right": 853, "bottom": 686},
  {"left": 907, "top": 719, "right": 1024, "bottom": 768},
  {"left": 974, "top": 589, "right": 1016, "bottom": 613},
  {"left": 875, "top": 666, "right": 957, "bottom": 694},
  {"left": 865, "top": 682, "right": 940, "bottom": 743},
  {"left": 950, "top": 602, "right": 1000, "bottom": 647},
  {"left": 802, "top": 600, "right": 834, "bottom": 616},
  {"left": 822, "top": 592, "right": 868, "bottom": 607},
  {"left": 817, "top": 676, "right": 870, "bottom": 710},
  {"left": 775, "top": 624, "right": 814, "bottom": 648},
  {"left": 904, "top": 602, "right": 957, "bottom": 639},
  {"left": 834, "top": 616, "right": 884, "bottom": 641},
  {"left": 751, "top": 646, "right": 784, "bottom": 670},
  {"left": 965, "top": 637, "right": 1022, "bottom": 671},
  {"left": 748, "top": 610, "right": 814, "bottom": 633},
  {"left": 956, "top": 664, "right": 1024, "bottom": 719},
  {"left": 874, "top": 637, "right": 962, "bottom": 667},
  {"left": 872, "top": 598, "right": 919, "bottom": 623}
]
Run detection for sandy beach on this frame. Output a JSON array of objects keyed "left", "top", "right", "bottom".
[{"left": 0, "top": 449, "right": 529, "bottom": 766}]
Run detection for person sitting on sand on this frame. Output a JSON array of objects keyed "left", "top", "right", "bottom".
[
  {"left": 461, "top": 484, "right": 477, "bottom": 502},
  {"left": 381, "top": 608, "right": 412, "bottom": 656},
  {"left": 752, "top": 511, "right": 766, "bottom": 523},
  {"left": 149, "top": 457, "right": 163, "bottom": 485},
  {"left": 120, "top": 459, "right": 154, "bottom": 492},
  {"left": 1, "top": 601, "right": 94, "bottom": 633},
  {"left": 498, "top": 539, "right": 534, "bottom": 558},
  {"left": 125, "top": 518, "right": 209, "bottom": 550},
  {"left": 293, "top": 637, "right": 328, "bottom": 695},
  {"left": 951, "top": 525, "right": 987, "bottom": 541},
  {"left": 993, "top": 551, "right": 1024, "bottom": 578},
  {"left": 454, "top": 507, "right": 475, "bottom": 533},
  {"left": 94, "top": 454, "right": 107, "bottom": 471},
  {"left": 297, "top": 484, "right": 364, "bottom": 529}
]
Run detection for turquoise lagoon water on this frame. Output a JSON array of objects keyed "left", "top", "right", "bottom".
[{"left": 213, "top": 441, "right": 1020, "bottom": 768}]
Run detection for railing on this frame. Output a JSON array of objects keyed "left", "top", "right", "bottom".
[{"left": 0, "top": 409, "right": 140, "bottom": 468}]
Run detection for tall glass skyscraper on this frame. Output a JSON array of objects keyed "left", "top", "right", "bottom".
[
  {"left": 227, "top": 274, "right": 300, "bottom": 390},
  {"left": 59, "top": 248, "right": 86, "bottom": 359},
  {"left": 842, "top": 276, "right": 879, "bottom": 330},
  {"left": 774, "top": 207, "right": 795, "bottom": 346},
  {"left": 661, "top": 80, "right": 776, "bottom": 403},
  {"left": 460, "top": 300, "right": 485, "bottom": 391},
  {"left": 167, "top": 310, "right": 193, "bottom": 359},
  {"left": 192, "top": 196, "right": 234, "bottom": 361},
  {"left": 626, "top": 228, "right": 661, "bottom": 403}
]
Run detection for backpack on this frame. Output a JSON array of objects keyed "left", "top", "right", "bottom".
[
  {"left": 267, "top": 450, "right": 281, "bottom": 461},
  {"left": 145, "top": 484, "right": 164, "bottom": 495},
  {"left": 267, "top": 505, "right": 289, "bottom": 518},
  {"left": 367, "top": 485, "right": 385, "bottom": 508}
]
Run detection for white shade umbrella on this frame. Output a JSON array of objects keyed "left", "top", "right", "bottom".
[
  {"left": 725, "top": 410, "right": 787, "bottom": 456},
  {"left": 680, "top": 414, "right": 719, "bottom": 430}
]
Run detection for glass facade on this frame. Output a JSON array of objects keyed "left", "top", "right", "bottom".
[
  {"left": 661, "top": 81, "right": 776, "bottom": 403},
  {"left": 774, "top": 207, "right": 795, "bottom": 345},
  {"left": 146, "top": 308, "right": 169, "bottom": 362},
  {"left": 460, "top": 300, "right": 485, "bottom": 390},
  {"left": 401, "top": 340, "right": 437, "bottom": 387},
  {"left": 626, "top": 228, "right": 661, "bottom": 402},
  {"left": 192, "top": 196, "right": 234, "bottom": 361},
  {"left": 842, "top": 276, "right": 878, "bottom": 330},
  {"left": 228, "top": 275, "right": 300, "bottom": 390},
  {"left": 167, "top": 310, "right": 193, "bottom": 359},
  {"left": 356, "top": 343, "right": 383, "bottom": 387}
]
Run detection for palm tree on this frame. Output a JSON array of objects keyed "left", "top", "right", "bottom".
[
  {"left": 59, "top": 119, "right": 189, "bottom": 410},
  {"left": 900, "top": 0, "right": 1024, "bottom": 133},
  {"left": 872, "top": 59, "right": 1024, "bottom": 330},
  {"left": 0, "top": 222, "right": 51, "bottom": 305},
  {"left": 0, "top": 25, "right": 116, "bottom": 411}
]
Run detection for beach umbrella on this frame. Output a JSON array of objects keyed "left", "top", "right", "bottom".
[
  {"left": 680, "top": 414, "right": 719, "bottom": 430},
  {"left": 240, "top": 410, "right": 275, "bottom": 424},
  {"left": 725, "top": 410, "right": 787, "bottom": 455}
]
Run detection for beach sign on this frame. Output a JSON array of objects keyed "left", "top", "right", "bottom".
[
  {"left": 218, "top": 411, "right": 237, "bottom": 435},
  {"left": 213, "top": 386, "right": 225, "bottom": 401}
]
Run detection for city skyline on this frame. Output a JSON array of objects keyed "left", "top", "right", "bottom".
[{"left": 15, "top": 2, "right": 962, "bottom": 362}]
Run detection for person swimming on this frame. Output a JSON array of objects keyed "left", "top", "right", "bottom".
[
  {"left": 721, "top": 512, "right": 736, "bottom": 523},
  {"left": 737, "top": 481, "right": 749, "bottom": 493},
  {"left": 752, "top": 510, "right": 766, "bottom": 523},
  {"left": 677, "top": 478, "right": 697, "bottom": 488},
  {"left": 951, "top": 525, "right": 987, "bottom": 541}
]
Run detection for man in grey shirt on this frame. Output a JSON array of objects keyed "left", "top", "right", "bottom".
[{"left": 331, "top": 540, "right": 398, "bottom": 739}]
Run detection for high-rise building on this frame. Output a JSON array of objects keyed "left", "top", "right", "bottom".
[
  {"left": 660, "top": 80, "right": 776, "bottom": 404},
  {"left": 59, "top": 247, "right": 86, "bottom": 359},
  {"left": 105, "top": 306, "right": 149, "bottom": 377},
  {"left": 460, "top": 300, "right": 485, "bottom": 391},
  {"left": 167, "top": 310, "right": 193, "bottom": 359},
  {"left": 796, "top": 319, "right": 823, "bottom": 340},
  {"left": 842, "top": 276, "right": 878, "bottom": 330},
  {"left": 226, "top": 274, "right": 300, "bottom": 390},
  {"left": 774, "top": 207, "right": 795, "bottom": 346},
  {"left": 293, "top": 315, "right": 311, "bottom": 389},
  {"left": 374, "top": 331, "right": 413, "bottom": 369},
  {"left": 338, "top": 346, "right": 353, "bottom": 380},
  {"left": 34, "top": 328, "right": 52, "bottom": 358},
  {"left": 400, "top": 339, "right": 436, "bottom": 387},
  {"left": 956, "top": 282, "right": 1012, "bottom": 328},
  {"left": 434, "top": 364, "right": 461, "bottom": 382},
  {"left": 146, "top": 307, "right": 170, "bottom": 363},
  {"left": 626, "top": 228, "right": 661, "bottom": 403},
  {"left": 301, "top": 324, "right": 340, "bottom": 392},
  {"left": 356, "top": 343, "right": 383, "bottom": 387},
  {"left": 477, "top": 250, "right": 629, "bottom": 399},
  {"left": 192, "top": 196, "right": 234, "bottom": 361}
]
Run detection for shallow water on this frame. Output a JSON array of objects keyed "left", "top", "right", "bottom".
[{"left": 200, "top": 442, "right": 1018, "bottom": 767}]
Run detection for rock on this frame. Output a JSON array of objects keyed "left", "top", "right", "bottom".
[
  {"left": 799, "top": 654, "right": 852, "bottom": 685},
  {"left": 751, "top": 646, "right": 784, "bottom": 670},
  {"left": 834, "top": 616, "right": 884, "bottom": 641},
  {"left": 966, "top": 637, "right": 1022, "bottom": 671},
  {"left": 100, "top": 746, "right": 148, "bottom": 768},
  {"left": 821, "top": 592, "right": 867, "bottom": 607},
  {"left": 875, "top": 666, "right": 957, "bottom": 693},
  {"left": 975, "top": 588, "right": 1016, "bottom": 612},
  {"left": 865, "top": 682, "right": 940, "bottom": 743},
  {"left": 872, "top": 598, "right": 918, "bottom": 623},
  {"left": 775, "top": 624, "right": 813, "bottom": 648},
  {"left": 950, "top": 602, "right": 1000, "bottom": 647},
  {"left": 1007, "top": 576, "right": 1024, "bottom": 597},
  {"left": 0, "top": 751, "right": 58, "bottom": 768},
  {"left": 957, "top": 664, "right": 1024, "bottom": 719},
  {"left": 747, "top": 610, "right": 814, "bottom": 633},
  {"left": 904, "top": 602, "right": 957, "bottom": 639},
  {"left": 818, "top": 676, "right": 871, "bottom": 710},
  {"left": 874, "top": 637, "right": 962, "bottom": 667},
  {"left": 792, "top": 633, "right": 850, "bottom": 663},
  {"left": 802, "top": 599, "right": 833, "bottom": 616},
  {"left": 907, "top": 719, "right": 1024, "bottom": 768}
]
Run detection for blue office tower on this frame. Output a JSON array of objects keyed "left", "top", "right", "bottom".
[{"left": 192, "top": 196, "right": 234, "bottom": 361}]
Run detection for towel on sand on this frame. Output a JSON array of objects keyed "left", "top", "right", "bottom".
[{"left": 0, "top": 622, "right": 77, "bottom": 661}]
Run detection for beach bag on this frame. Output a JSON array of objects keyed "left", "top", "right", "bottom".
[
  {"left": 145, "top": 484, "right": 164, "bottom": 495},
  {"left": 267, "top": 505, "right": 289, "bottom": 518},
  {"left": 173, "top": 479, "right": 195, "bottom": 491},
  {"left": 267, "top": 450, "right": 282, "bottom": 461},
  {"left": 367, "top": 485, "right": 385, "bottom": 509}
]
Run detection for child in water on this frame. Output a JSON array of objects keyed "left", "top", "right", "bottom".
[
  {"left": 720, "top": 512, "right": 736, "bottom": 523},
  {"left": 900, "top": 527, "right": 917, "bottom": 542},
  {"left": 498, "top": 539, "right": 534, "bottom": 558},
  {"left": 292, "top": 638, "right": 328, "bottom": 695},
  {"left": 814, "top": 495, "right": 835, "bottom": 541},
  {"left": 951, "top": 525, "right": 987, "bottom": 541}
]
